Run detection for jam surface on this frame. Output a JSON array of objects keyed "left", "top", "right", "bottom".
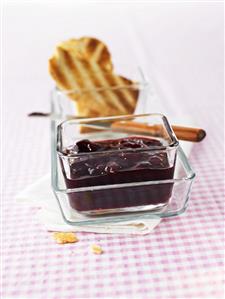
[{"left": 60, "top": 137, "right": 175, "bottom": 212}]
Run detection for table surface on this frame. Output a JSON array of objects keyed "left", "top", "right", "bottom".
[{"left": 2, "top": 2, "right": 224, "bottom": 299}]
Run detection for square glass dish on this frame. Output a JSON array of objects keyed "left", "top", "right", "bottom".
[
  {"left": 50, "top": 66, "right": 149, "bottom": 122},
  {"left": 51, "top": 114, "right": 195, "bottom": 225}
]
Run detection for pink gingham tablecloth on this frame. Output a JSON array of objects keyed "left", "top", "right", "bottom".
[
  {"left": 2, "top": 103, "right": 224, "bottom": 299},
  {"left": 2, "top": 3, "right": 224, "bottom": 299}
]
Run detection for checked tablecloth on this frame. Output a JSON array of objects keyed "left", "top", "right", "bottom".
[
  {"left": 2, "top": 101, "right": 224, "bottom": 299},
  {"left": 2, "top": 3, "right": 224, "bottom": 299}
]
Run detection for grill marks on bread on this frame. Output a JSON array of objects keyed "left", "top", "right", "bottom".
[{"left": 49, "top": 37, "right": 139, "bottom": 117}]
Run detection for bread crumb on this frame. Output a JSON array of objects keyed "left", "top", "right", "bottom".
[
  {"left": 53, "top": 232, "right": 79, "bottom": 244},
  {"left": 91, "top": 244, "right": 103, "bottom": 254}
]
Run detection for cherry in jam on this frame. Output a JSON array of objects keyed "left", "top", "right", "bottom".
[{"left": 60, "top": 137, "right": 175, "bottom": 212}]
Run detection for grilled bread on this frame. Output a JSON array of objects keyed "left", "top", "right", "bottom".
[{"left": 49, "top": 37, "right": 139, "bottom": 117}]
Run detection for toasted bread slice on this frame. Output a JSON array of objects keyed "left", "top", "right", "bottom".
[
  {"left": 49, "top": 37, "right": 113, "bottom": 92},
  {"left": 76, "top": 74, "right": 139, "bottom": 117},
  {"left": 61, "top": 37, "right": 113, "bottom": 72},
  {"left": 49, "top": 37, "right": 139, "bottom": 118}
]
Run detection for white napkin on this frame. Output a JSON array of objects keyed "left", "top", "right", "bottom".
[{"left": 15, "top": 173, "right": 161, "bottom": 234}]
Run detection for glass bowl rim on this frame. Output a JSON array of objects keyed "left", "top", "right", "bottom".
[
  {"left": 56, "top": 113, "right": 179, "bottom": 157},
  {"left": 51, "top": 65, "right": 149, "bottom": 95}
]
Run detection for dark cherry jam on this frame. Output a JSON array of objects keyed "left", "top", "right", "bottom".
[{"left": 59, "top": 137, "right": 175, "bottom": 212}]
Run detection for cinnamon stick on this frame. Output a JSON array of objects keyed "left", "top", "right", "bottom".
[
  {"left": 170, "top": 125, "right": 206, "bottom": 142},
  {"left": 28, "top": 112, "right": 206, "bottom": 142},
  {"left": 111, "top": 121, "right": 206, "bottom": 142}
]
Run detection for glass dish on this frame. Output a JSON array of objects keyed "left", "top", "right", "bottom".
[
  {"left": 50, "top": 66, "right": 149, "bottom": 126},
  {"left": 51, "top": 114, "right": 195, "bottom": 225}
]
